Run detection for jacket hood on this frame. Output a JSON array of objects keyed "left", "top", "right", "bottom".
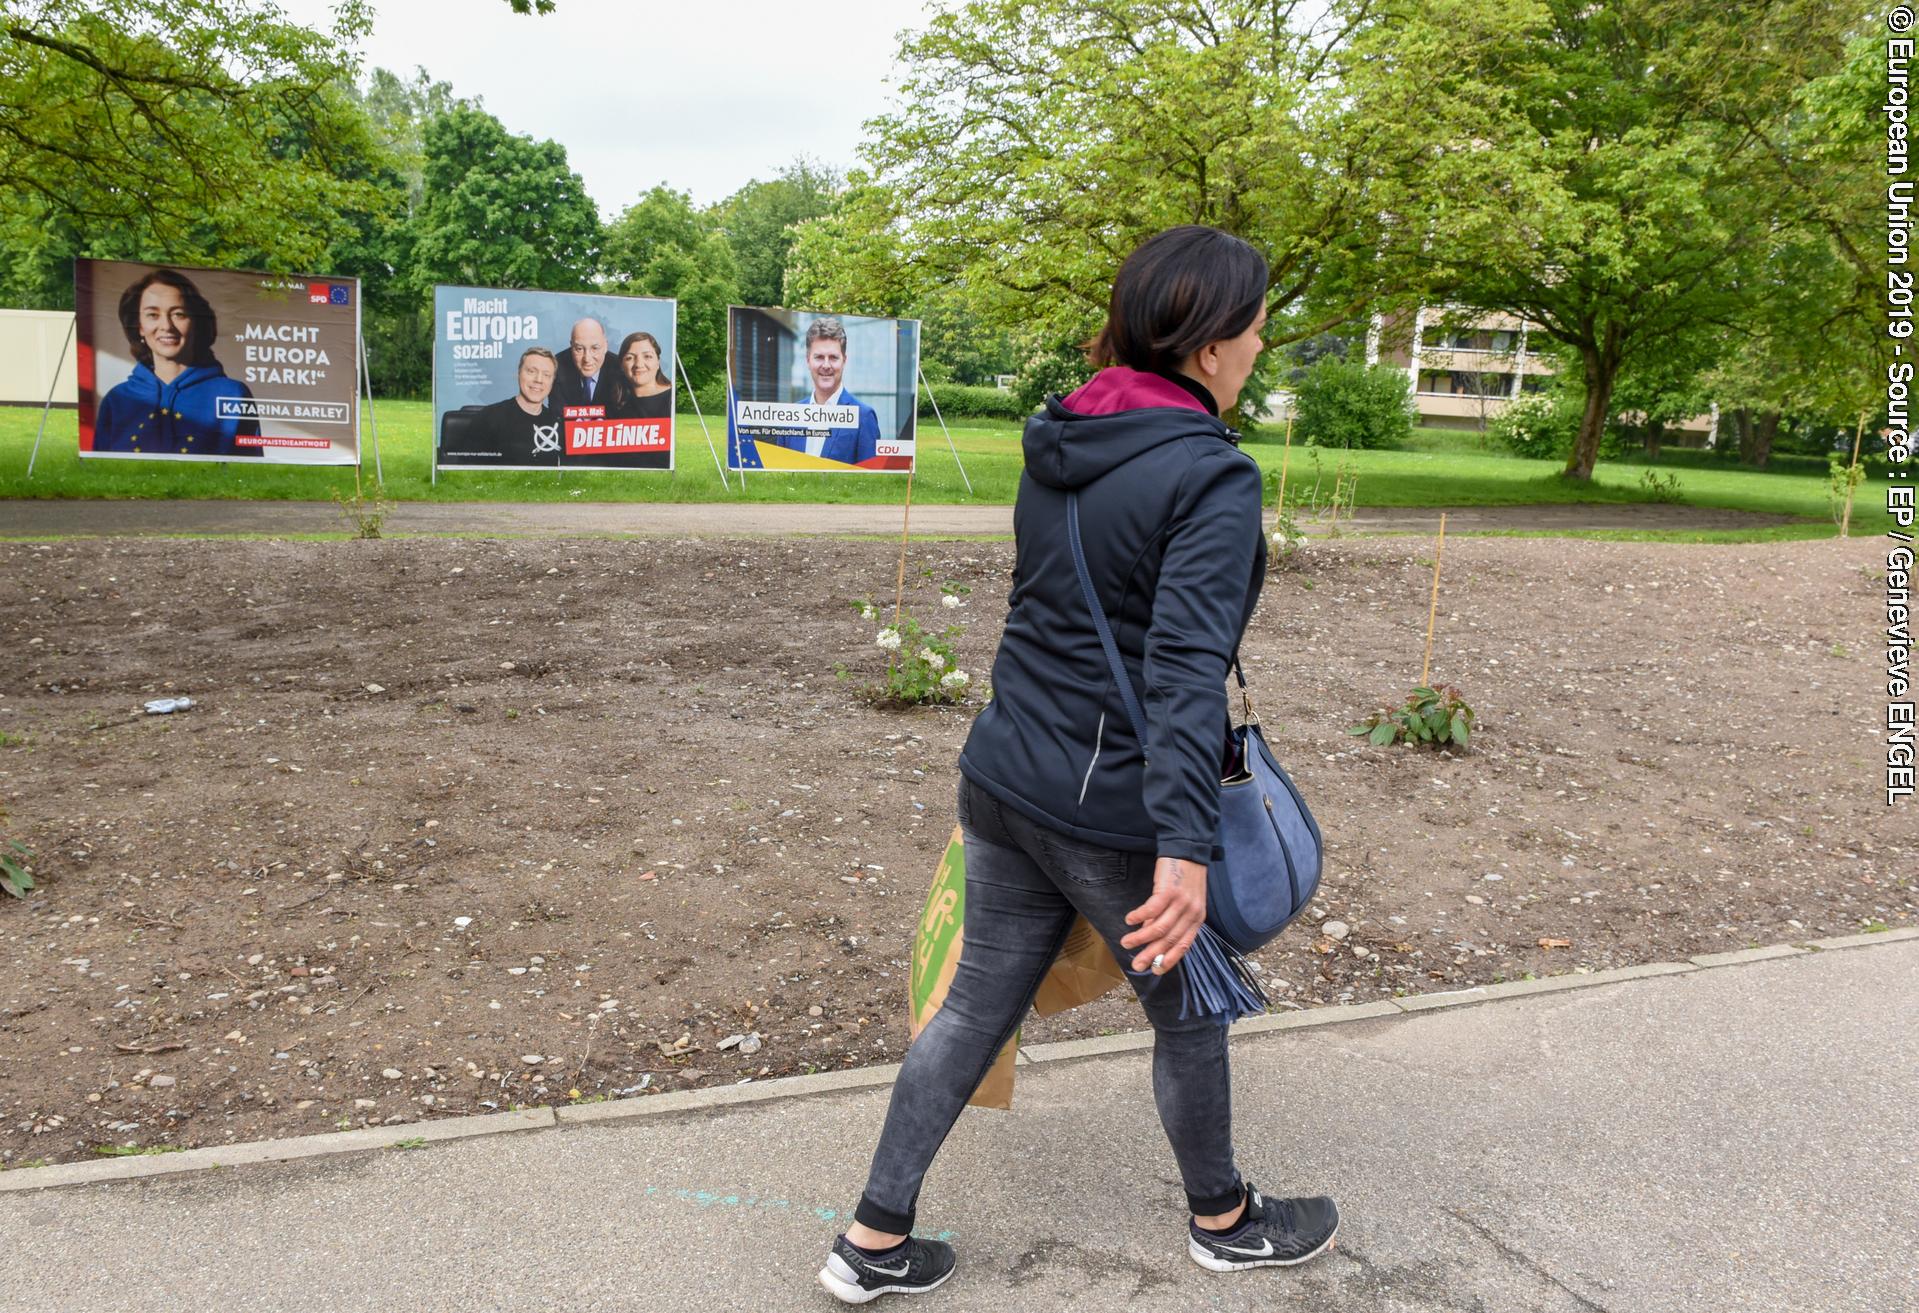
[{"left": 1023, "top": 367, "right": 1233, "bottom": 490}]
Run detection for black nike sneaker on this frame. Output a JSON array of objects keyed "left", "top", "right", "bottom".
[
  {"left": 1187, "top": 1182, "right": 1339, "bottom": 1272},
  {"left": 817, "top": 1233, "right": 957, "bottom": 1304}
]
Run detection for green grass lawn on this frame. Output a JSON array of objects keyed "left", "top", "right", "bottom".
[
  {"left": 0, "top": 402, "right": 1025, "bottom": 505},
  {"left": 0, "top": 404, "right": 1894, "bottom": 538},
  {"left": 1247, "top": 425, "right": 1894, "bottom": 537}
]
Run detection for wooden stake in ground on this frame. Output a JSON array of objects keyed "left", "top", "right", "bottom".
[
  {"left": 1276, "top": 413, "right": 1295, "bottom": 530},
  {"left": 1840, "top": 411, "right": 1868, "bottom": 539},
  {"left": 1421, "top": 512, "right": 1448, "bottom": 687},
  {"left": 891, "top": 457, "right": 919, "bottom": 630}
]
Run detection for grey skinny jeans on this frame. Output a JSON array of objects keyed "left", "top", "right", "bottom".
[{"left": 852, "top": 775, "right": 1243, "bottom": 1234}]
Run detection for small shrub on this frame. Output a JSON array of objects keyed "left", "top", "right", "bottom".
[
  {"left": 1288, "top": 448, "right": 1359, "bottom": 536},
  {"left": 1637, "top": 468, "right": 1684, "bottom": 503},
  {"left": 332, "top": 483, "right": 390, "bottom": 539},
  {"left": 1349, "top": 685, "right": 1475, "bottom": 750},
  {"left": 1490, "top": 393, "right": 1578, "bottom": 460},
  {"left": 1014, "top": 345, "right": 1092, "bottom": 412},
  {"left": 845, "top": 586, "right": 974, "bottom": 707},
  {"left": 1266, "top": 474, "right": 1321, "bottom": 569},
  {"left": 1267, "top": 504, "right": 1310, "bottom": 570},
  {"left": 918, "top": 383, "right": 1027, "bottom": 422},
  {"left": 1292, "top": 356, "right": 1414, "bottom": 450},
  {"left": 1, "top": 802, "right": 32, "bottom": 900},
  {"left": 1827, "top": 455, "right": 1867, "bottom": 526}
]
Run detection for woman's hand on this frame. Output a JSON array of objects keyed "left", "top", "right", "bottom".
[{"left": 1121, "top": 858, "right": 1208, "bottom": 974}]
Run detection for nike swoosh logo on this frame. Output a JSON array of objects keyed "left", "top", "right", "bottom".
[
  {"left": 865, "top": 1260, "right": 910, "bottom": 1277},
  {"left": 1218, "top": 1238, "right": 1274, "bottom": 1257}
]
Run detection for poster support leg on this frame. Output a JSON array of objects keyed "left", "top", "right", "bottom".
[
  {"left": 358, "top": 330, "right": 384, "bottom": 485},
  {"left": 26, "top": 316, "right": 75, "bottom": 480},
  {"left": 916, "top": 367, "right": 973, "bottom": 496},
  {"left": 678, "top": 353, "right": 730, "bottom": 494}
]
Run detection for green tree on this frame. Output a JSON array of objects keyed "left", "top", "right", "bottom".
[
  {"left": 0, "top": 0, "right": 382, "bottom": 300},
  {"left": 715, "top": 158, "right": 842, "bottom": 307},
  {"left": 600, "top": 186, "right": 741, "bottom": 387},
  {"left": 321, "top": 68, "right": 464, "bottom": 397},
  {"left": 1606, "top": 331, "right": 1716, "bottom": 462},
  {"left": 1374, "top": 0, "right": 1873, "bottom": 480},
  {"left": 411, "top": 104, "right": 601, "bottom": 292},
  {"left": 918, "top": 291, "right": 1018, "bottom": 387},
  {"left": 802, "top": 1, "right": 1419, "bottom": 379}
]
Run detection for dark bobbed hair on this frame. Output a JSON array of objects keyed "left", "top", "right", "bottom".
[
  {"left": 617, "top": 330, "right": 670, "bottom": 385},
  {"left": 118, "top": 268, "right": 219, "bottom": 369},
  {"left": 1087, "top": 226, "right": 1269, "bottom": 373}
]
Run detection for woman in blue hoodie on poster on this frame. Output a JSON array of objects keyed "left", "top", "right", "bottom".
[{"left": 93, "top": 268, "right": 262, "bottom": 458}]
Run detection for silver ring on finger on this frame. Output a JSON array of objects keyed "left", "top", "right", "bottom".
[{"left": 1151, "top": 953, "right": 1166, "bottom": 972}]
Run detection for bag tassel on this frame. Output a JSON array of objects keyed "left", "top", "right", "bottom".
[{"left": 1175, "top": 924, "right": 1270, "bottom": 1024}]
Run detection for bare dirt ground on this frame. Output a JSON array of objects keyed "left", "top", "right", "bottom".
[{"left": 0, "top": 533, "right": 1909, "bottom": 1168}]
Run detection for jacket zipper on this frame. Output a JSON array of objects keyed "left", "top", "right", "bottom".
[{"left": 1077, "top": 711, "right": 1106, "bottom": 806}]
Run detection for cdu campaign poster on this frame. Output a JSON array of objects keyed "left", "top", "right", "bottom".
[
  {"left": 433, "top": 286, "right": 677, "bottom": 471},
  {"left": 74, "top": 258, "right": 361, "bottom": 464},
  {"left": 726, "top": 306, "right": 919, "bottom": 472}
]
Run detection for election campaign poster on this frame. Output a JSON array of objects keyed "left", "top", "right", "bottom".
[
  {"left": 433, "top": 286, "right": 677, "bottom": 471},
  {"left": 75, "top": 258, "right": 361, "bottom": 464},
  {"left": 726, "top": 307, "right": 919, "bottom": 473}
]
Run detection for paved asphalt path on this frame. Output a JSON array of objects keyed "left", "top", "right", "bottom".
[
  {"left": 0, "top": 498, "right": 1807, "bottom": 539},
  {"left": 4, "top": 939, "right": 1913, "bottom": 1313}
]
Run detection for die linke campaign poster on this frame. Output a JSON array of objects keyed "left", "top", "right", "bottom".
[
  {"left": 74, "top": 258, "right": 361, "bottom": 464},
  {"left": 726, "top": 306, "right": 919, "bottom": 473},
  {"left": 433, "top": 286, "right": 677, "bottom": 471}
]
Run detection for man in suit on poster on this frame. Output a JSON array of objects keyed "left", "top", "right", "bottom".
[
  {"left": 552, "top": 317, "right": 617, "bottom": 409},
  {"left": 774, "top": 316, "right": 881, "bottom": 466}
]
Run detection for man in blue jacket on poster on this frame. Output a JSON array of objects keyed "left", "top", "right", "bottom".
[
  {"left": 93, "top": 268, "right": 262, "bottom": 457},
  {"left": 777, "top": 317, "right": 881, "bottom": 465}
]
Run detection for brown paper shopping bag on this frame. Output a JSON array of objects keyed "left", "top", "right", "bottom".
[{"left": 909, "top": 827, "right": 1129, "bottom": 1109}]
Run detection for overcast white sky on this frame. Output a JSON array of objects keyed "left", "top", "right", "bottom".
[{"left": 281, "top": 0, "right": 935, "bottom": 212}]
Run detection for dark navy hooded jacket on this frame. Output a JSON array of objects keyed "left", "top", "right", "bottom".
[
  {"left": 93, "top": 362, "right": 261, "bottom": 457},
  {"left": 958, "top": 366, "right": 1266, "bottom": 864}
]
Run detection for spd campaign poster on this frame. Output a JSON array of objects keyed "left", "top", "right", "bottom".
[
  {"left": 75, "top": 258, "right": 360, "bottom": 464},
  {"left": 433, "top": 286, "right": 677, "bottom": 471},
  {"left": 726, "top": 306, "right": 919, "bottom": 472}
]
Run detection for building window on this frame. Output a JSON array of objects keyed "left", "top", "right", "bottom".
[
  {"left": 1418, "top": 369, "right": 1512, "bottom": 397},
  {"left": 1434, "top": 328, "right": 1515, "bottom": 353}
]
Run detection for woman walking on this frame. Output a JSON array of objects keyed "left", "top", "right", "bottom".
[{"left": 819, "top": 226, "right": 1338, "bottom": 1303}]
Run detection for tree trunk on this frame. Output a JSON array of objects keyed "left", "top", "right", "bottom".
[
  {"left": 1733, "top": 408, "right": 1756, "bottom": 463},
  {"left": 1563, "top": 347, "right": 1617, "bottom": 481},
  {"left": 1746, "top": 411, "right": 1779, "bottom": 468},
  {"left": 1644, "top": 418, "right": 1665, "bottom": 461}
]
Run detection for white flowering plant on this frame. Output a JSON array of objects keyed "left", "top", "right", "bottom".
[
  {"left": 847, "top": 592, "right": 971, "bottom": 707},
  {"left": 1267, "top": 497, "right": 1308, "bottom": 571}
]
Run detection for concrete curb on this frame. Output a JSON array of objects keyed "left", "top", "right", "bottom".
[
  {"left": 1384, "top": 959, "right": 1702, "bottom": 1013},
  {"left": 3, "top": 928, "right": 1912, "bottom": 1195},
  {"left": 0, "top": 1107, "right": 553, "bottom": 1193}
]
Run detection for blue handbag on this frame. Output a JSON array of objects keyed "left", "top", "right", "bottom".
[{"left": 1066, "top": 494, "right": 1325, "bottom": 1020}]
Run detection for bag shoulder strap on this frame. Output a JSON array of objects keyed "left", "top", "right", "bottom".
[
  {"left": 1067, "top": 492, "right": 1152, "bottom": 761},
  {"left": 1066, "top": 492, "right": 1255, "bottom": 763}
]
